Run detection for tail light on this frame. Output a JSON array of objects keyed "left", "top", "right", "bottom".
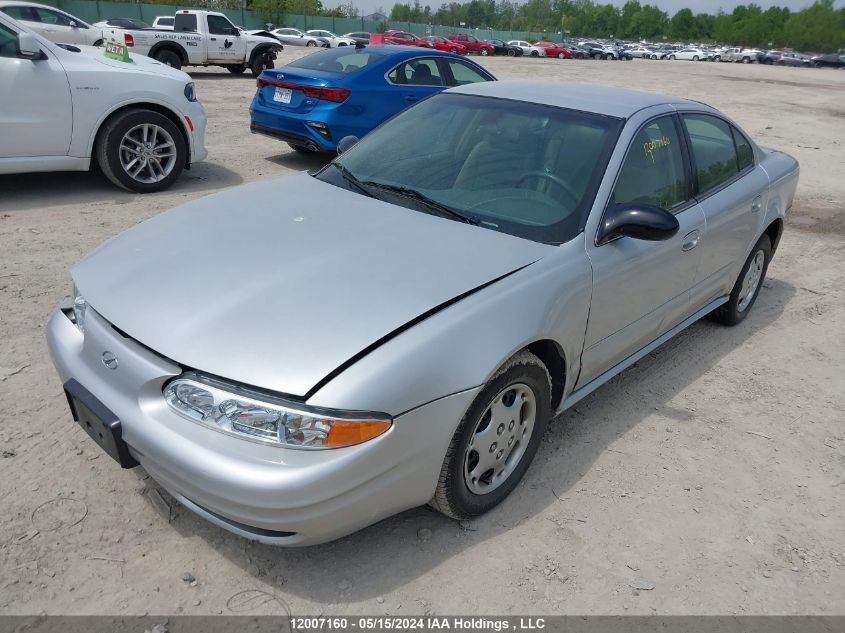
[
  {"left": 124, "top": 33, "right": 134, "bottom": 47},
  {"left": 256, "top": 77, "right": 350, "bottom": 103}
]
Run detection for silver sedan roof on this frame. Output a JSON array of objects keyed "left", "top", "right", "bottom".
[{"left": 449, "top": 81, "right": 704, "bottom": 119}]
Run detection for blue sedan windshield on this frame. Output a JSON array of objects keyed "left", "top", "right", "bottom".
[{"left": 327, "top": 93, "right": 623, "bottom": 244}]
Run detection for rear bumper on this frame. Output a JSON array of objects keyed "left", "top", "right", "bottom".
[
  {"left": 46, "top": 306, "right": 478, "bottom": 546},
  {"left": 249, "top": 99, "right": 338, "bottom": 152}
]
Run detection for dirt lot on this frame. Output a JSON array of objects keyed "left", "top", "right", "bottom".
[{"left": 1, "top": 50, "right": 844, "bottom": 616}]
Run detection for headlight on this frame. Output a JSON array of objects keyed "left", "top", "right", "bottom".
[
  {"left": 184, "top": 82, "right": 196, "bottom": 102},
  {"left": 71, "top": 286, "right": 87, "bottom": 334},
  {"left": 164, "top": 373, "right": 392, "bottom": 449}
]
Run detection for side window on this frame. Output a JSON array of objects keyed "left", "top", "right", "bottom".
[
  {"left": 612, "top": 116, "right": 688, "bottom": 211},
  {"left": 2, "top": 6, "right": 36, "bottom": 21},
  {"left": 444, "top": 59, "right": 489, "bottom": 85},
  {"left": 682, "top": 114, "right": 739, "bottom": 194},
  {"left": 34, "top": 8, "right": 72, "bottom": 26},
  {"left": 389, "top": 58, "right": 443, "bottom": 86},
  {"left": 207, "top": 15, "right": 236, "bottom": 36},
  {"left": 732, "top": 126, "right": 754, "bottom": 171},
  {"left": 0, "top": 22, "right": 18, "bottom": 58}
]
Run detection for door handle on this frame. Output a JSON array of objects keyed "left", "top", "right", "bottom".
[
  {"left": 210, "top": 37, "right": 217, "bottom": 41},
  {"left": 751, "top": 195, "right": 762, "bottom": 213},
  {"left": 681, "top": 229, "right": 700, "bottom": 252}
]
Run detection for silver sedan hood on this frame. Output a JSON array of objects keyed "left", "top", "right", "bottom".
[{"left": 73, "top": 174, "right": 549, "bottom": 397}]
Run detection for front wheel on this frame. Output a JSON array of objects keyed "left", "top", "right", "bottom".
[
  {"left": 450, "top": 46, "right": 457, "bottom": 53},
  {"left": 306, "top": 40, "right": 317, "bottom": 47},
  {"left": 531, "top": 50, "right": 539, "bottom": 57},
  {"left": 480, "top": 47, "right": 489, "bottom": 56},
  {"left": 96, "top": 109, "right": 186, "bottom": 193},
  {"left": 692, "top": 55, "right": 699, "bottom": 61},
  {"left": 604, "top": 53, "right": 613, "bottom": 60},
  {"left": 557, "top": 52, "right": 564, "bottom": 59},
  {"left": 226, "top": 65, "right": 246, "bottom": 74},
  {"left": 251, "top": 54, "right": 274, "bottom": 75},
  {"left": 430, "top": 350, "right": 551, "bottom": 520},
  {"left": 669, "top": 54, "right": 676, "bottom": 60},
  {"left": 709, "top": 235, "right": 772, "bottom": 326}
]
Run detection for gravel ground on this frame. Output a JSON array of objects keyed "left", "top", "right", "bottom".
[{"left": 1, "top": 50, "right": 844, "bottom": 616}]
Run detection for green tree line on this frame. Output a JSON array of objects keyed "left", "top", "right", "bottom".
[{"left": 388, "top": 0, "right": 845, "bottom": 52}]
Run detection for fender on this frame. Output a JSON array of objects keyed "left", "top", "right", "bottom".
[{"left": 76, "top": 97, "right": 192, "bottom": 163}]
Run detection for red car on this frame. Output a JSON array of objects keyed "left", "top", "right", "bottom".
[
  {"left": 423, "top": 35, "right": 467, "bottom": 54},
  {"left": 534, "top": 41, "right": 572, "bottom": 59},
  {"left": 445, "top": 33, "right": 495, "bottom": 56},
  {"left": 383, "top": 30, "right": 430, "bottom": 47}
]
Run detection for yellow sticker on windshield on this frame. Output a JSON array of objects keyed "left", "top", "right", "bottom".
[{"left": 644, "top": 135, "right": 671, "bottom": 163}]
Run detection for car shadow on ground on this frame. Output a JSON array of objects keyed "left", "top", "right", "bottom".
[
  {"left": 265, "top": 150, "right": 332, "bottom": 172},
  {"left": 144, "top": 277, "right": 796, "bottom": 605},
  {"left": 0, "top": 162, "right": 242, "bottom": 213}
]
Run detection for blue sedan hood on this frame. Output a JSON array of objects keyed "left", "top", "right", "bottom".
[{"left": 73, "top": 174, "right": 552, "bottom": 398}]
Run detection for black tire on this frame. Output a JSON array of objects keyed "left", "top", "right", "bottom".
[
  {"left": 557, "top": 52, "right": 564, "bottom": 59},
  {"left": 669, "top": 54, "right": 676, "bottom": 60},
  {"left": 693, "top": 55, "right": 699, "bottom": 61},
  {"left": 592, "top": 52, "right": 601, "bottom": 60},
  {"left": 154, "top": 49, "right": 182, "bottom": 70},
  {"left": 93, "top": 39, "right": 103, "bottom": 47},
  {"left": 251, "top": 54, "right": 274, "bottom": 75},
  {"left": 306, "top": 40, "right": 317, "bottom": 47},
  {"left": 287, "top": 142, "right": 315, "bottom": 153},
  {"left": 96, "top": 109, "right": 186, "bottom": 193},
  {"left": 709, "top": 235, "right": 772, "bottom": 326},
  {"left": 604, "top": 53, "right": 613, "bottom": 60},
  {"left": 742, "top": 56, "right": 751, "bottom": 64},
  {"left": 507, "top": 48, "right": 515, "bottom": 56},
  {"left": 480, "top": 47, "right": 489, "bottom": 56},
  {"left": 226, "top": 65, "right": 246, "bottom": 74},
  {"left": 531, "top": 50, "right": 539, "bottom": 57},
  {"left": 430, "top": 350, "right": 551, "bottom": 520}
]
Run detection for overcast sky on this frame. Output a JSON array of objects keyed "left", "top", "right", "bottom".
[{"left": 341, "top": 0, "right": 845, "bottom": 18}]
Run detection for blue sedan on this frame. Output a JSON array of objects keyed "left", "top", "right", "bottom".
[{"left": 250, "top": 45, "right": 496, "bottom": 153}]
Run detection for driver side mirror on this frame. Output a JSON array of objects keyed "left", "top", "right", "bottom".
[
  {"left": 336, "top": 135, "right": 359, "bottom": 154},
  {"left": 597, "top": 202, "right": 679, "bottom": 245},
  {"left": 17, "top": 32, "right": 42, "bottom": 59},
  {"left": 68, "top": 20, "right": 78, "bottom": 28}
]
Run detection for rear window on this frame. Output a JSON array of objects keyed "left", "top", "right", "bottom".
[
  {"left": 288, "top": 48, "right": 382, "bottom": 74},
  {"left": 174, "top": 13, "right": 197, "bottom": 32}
]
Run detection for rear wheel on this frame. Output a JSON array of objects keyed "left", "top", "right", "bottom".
[
  {"left": 692, "top": 55, "right": 699, "bottom": 61},
  {"left": 154, "top": 49, "right": 182, "bottom": 70},
  {"left": 507, "top": 48, "right": 515, "bottom": 56},
  {"left": 709, "top": 235, "right": 772, "bottom": 326},
  {"left": 430, "top": 351, "right": 551, "bottom": 520},
  {"left": 742, "top": 56, "right": 751, "bottom": 63},
  {"left": 604, "top": 53, "right": 613, "bottom": 60},
  {"left": 96, "top": 109, "right": 186, "bottom": 194}
]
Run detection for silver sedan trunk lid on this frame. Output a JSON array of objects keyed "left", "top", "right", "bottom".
[{"left": 73, "top": 174, "right": 550, "bottom": 397}]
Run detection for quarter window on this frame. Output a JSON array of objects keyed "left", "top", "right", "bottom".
[
  {"left": 682, "top": 114, "right": 740, "bottom": 194},
  {"left": 612, "top": 116, "right": 688, "bottom": 210},
  {"left": 733, "top": 126, "right": 754, "bottom": 171}
]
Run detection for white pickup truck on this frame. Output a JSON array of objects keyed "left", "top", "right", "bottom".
[{"left": 106, "top": 10, "right": 282, "bottom": 75}]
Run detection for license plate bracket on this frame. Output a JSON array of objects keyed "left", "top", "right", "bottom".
[{"left": 64, "top": 379, "right": 138, "bottom": 469}]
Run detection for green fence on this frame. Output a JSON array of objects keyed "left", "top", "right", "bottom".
[{"left": 34, "top": 0, "right": 558, "bottom": 42}]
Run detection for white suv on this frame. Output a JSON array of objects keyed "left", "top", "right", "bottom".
[
  {"left": 0, "top": 0, "right": 103, "bottom": 46},
  {"left": 0, "top": 13, "right": 208, "bottom": 192}
]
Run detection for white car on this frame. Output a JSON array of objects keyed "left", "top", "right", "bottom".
[
  {"left": 668, "top": 48, "right": 708, "bottom": 61},
  {"left": 507, "top": 40, "right": 545, "bottom": 57},
  {"left": 627, "top": 45, "right": 655, "bottom": 58},
  {"left": 151, "top": 15, "right": 174, "bottom": 30},
  {"left": 271, "top": 27, "right": 323, "bottom": 47},
  {"left": 0, "top": 0, "right": 103, "bottom": 46},
  {"left": 305, "top": 29, "right": 355, "bottom": 47},
  {"left": 0, "top": 13, "right": 208, "bottom": 192},
  {"left": 93, "top": 18, "right": 151, "bottom": 31}
]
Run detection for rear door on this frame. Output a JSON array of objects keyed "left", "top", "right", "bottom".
[
  {"left": 0, "top": 20, "right": 73, "bottom": 158},
  {"left": 386, "top": 56, "right": 445, "bottom": 107},
  {"left": 680, "top": 112, "right": 766, "bottom": 309},
  {"left": 205, "top": 14, "right": 246, "bottom": 63}
]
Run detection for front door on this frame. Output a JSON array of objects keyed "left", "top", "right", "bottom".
[
  {"left": 0, "top": 22, "right": 73, "bottom": 158},
  {"left": 206, "top": 14, "right": 246, "bottom": 64},
  {"left": 579, "top": 114, "right": 705, "bottom": 386}
]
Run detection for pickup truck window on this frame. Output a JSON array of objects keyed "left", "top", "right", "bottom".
[
  {"left": 207, "top": 14, "right": 237, "bottom": 36},
  {"left": 174, "top": 13, "right": 198, "bottom": 33},
  {"left": 613, "top": 115, "right": 688, "bottom": 211}
]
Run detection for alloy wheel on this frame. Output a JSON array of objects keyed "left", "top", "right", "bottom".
[
  {"left": 119, "top": 123, "right": 177, "bottom": 184},
  {"left": 737, "top": 250, "right": 765, "bottom": 313}
]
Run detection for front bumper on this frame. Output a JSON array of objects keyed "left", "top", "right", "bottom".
[
  {"left": 185, "top": 100, "right": 208, "bottom": 164},
  {"left": 46, "top": 305, "right": 478, "bottom": 546}
]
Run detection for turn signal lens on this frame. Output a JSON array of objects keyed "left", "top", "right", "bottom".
[{"left": 163, "top": 374, "right": 392, "bottom": 450}]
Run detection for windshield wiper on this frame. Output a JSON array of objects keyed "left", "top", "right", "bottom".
[
  {"left": 361, "top": 181, "right": 479, "bottom": 225},
  {"left": 330, "top": 163, "right": 374, "bottom": 198}
]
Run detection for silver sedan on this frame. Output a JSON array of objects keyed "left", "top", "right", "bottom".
[{"left": 47, "top": 82, "right": 799, "bottom": 546}]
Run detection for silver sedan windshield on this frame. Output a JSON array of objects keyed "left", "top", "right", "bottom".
[{"left": 328, "top": 93, "right": 623, "bottom": 244}]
